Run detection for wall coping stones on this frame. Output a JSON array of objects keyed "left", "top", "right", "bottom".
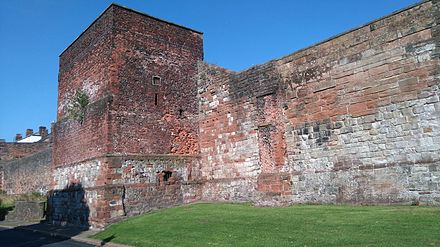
[{"left": 53, "top": 153, "right": 201, "bottom": 169}]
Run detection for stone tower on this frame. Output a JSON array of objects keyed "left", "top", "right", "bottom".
[{"left": 51, "top": 4, "right": 203, "bottom": 228}]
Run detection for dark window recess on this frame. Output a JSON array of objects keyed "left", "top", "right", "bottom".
[
  {"left": 163, "top": 171, "right": 172, "bottom": 181},
  {"left": 156, "top": 171, "right": 160, "bottom": 183},
  {"left": 152, "top": 76, "right": 161, "bottom": 86},
  {"left": 154, "top": 93, "right": 158, "bottom": 105},
  {"left": 178, "top": 109, "right": 184, "bottom": 117}
]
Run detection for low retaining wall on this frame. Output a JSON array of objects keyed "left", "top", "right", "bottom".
[{"left": 5, "top": 201, "right": 46, "bottom": 222}]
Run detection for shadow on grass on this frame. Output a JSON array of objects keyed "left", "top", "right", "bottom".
[{"left": 101, "top": 235, "right": 115, "bottom": 245}]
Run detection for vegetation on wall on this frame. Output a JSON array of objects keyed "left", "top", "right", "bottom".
[{"left": 67, "top": 89, "right": 90, "bottom": 124}]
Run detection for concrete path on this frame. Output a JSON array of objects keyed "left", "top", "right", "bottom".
[{"left": 0, "top": 221, "right": 131, "bottom": 247}]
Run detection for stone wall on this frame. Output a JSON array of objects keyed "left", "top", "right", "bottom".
[
  {"left": 199, "top": 0, "right": 440, "bottom": 205},
  {"left": 50, "top": 157, "right": 120, "bottom": 228},
  {"left": 46, "top": 0, "right": 440, "bottom": 228},
  {"left": 53, "top": 4, "right": 115, "bottom": 167},
  {"left": 53, "top": 97, "right": 112, "bottom": 167},
  {"left": 52, "top": 4, "right": 203, "bottom": 227},
  {"left": 120, "top": 155, "right": 201, "bottom": 216},
  {"left": 198, "top": 64, "right": 262, "bottom": 202},
  {"left": 54, "top": 4, "right": 203, "bottom": 168},
  {"left": 5, "top": 201, "right": 46, "bottom": 222},
  {"left": 0, "top": 148, "right": 51, "bottom": 194},
  {"left": 109, "top": 6, "right": 203, "bottom": 156},
  {"left": 49, "top": 154, "right": 201, "bottom": 228},
  {"left": 0, "top": 142, "right": 50, "bottom": 162}
]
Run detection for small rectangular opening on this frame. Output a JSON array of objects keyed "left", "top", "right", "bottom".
[
  {"left": 154, "top": 93, "right": 158, "bottom": 105},
  {"left": 157, "top": 170, "right": 173, "bottom": 185},
  {"left": 152, "top": 76, "right": 161, "bottom": 86},
  {"left": 163, "top": 171, "right": 172, "bottom": 181}
]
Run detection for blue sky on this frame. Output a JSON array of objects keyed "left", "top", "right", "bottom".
[{"left": 0, "top": 0, "right": 418, "bottom": 141}]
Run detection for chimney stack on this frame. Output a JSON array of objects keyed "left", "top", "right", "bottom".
[
  {"left": 25, "top": 129, "right": 33, "bottom": 137},
  {"left": 15, "top": 134, "right": 23, "bottom": 141},
  {"left": 39, "top": 126, "right": 48, "bottom": 138}
]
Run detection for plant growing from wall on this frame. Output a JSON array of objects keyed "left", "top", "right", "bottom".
[{"left": 67, "top": 89, "right": 90, "bottom": 124}]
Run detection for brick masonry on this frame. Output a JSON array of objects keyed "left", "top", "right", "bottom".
[
  {"left": 4, "top": 1, "right": 439, "bottom": 228},
  {"left": 50, "top": 4, "right": 203, "bottom": 228},
  {"left": 53, "top": 4, "right": 203, "bottom": 167}
]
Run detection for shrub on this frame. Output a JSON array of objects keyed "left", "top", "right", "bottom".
[{"left": 67, "top": 89, "right": 90, "bottom": 123}]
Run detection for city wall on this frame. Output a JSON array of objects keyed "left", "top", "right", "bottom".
[{"left": 198, "top": 1, "right": 440, "bottom": 205}]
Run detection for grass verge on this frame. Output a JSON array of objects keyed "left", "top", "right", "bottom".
[{"left": 91, "top": 203, "right": 440, "bottom": 247}]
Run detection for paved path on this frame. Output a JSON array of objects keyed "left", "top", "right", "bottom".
[{"left": 0, "top": 226, "right": 95, "bottom": 247}]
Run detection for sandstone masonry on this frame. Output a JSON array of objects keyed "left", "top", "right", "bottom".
[
  {"left": 51, "top": 4, "right": 203, "bottom": 228},
  {"left": 0, "top": 130, "right": 52, "bottom": 195},
  {"left": 3, "top": 1, "right": 439, "bottom": 228},
  {"left": 198, "top": 1, "right": 440, "bottom": 206}
]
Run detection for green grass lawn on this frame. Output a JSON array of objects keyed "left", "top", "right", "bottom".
[{"left": 92, "top": 203, "right": 440, "bottom": 247}]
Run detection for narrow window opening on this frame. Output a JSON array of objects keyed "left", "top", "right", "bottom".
[
  {"left": 0, "top": 171, "right": 4, "bottom": 191},
  {"left": 157, "top": 170, "right": 174, "bottom": 185},
  {"left": 178, "top": 109, "right": 184, "bottom": 117},
  {"left": 152, "top": 76, "right": 161, "bottom": 86},
  {"left": 163, "top": 171, "right": 173, "bottom": 182},
  {"left": 154, "top": 93, "right": 158, "bottom": 106}
]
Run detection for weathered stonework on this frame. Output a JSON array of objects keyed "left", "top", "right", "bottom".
[
  {"left": 0, "top": 142, "right": 50, "bottom": 162},
  {"left": 53, "top": 160, "right": 101, "bottom": 190},
  {"left": 50, "top": 3, "right": 203, "bottom": 228},
  {"left": 50, "top": 157, "right": 122, "bottom": 228},
  {"left": 120, "top": 156, "right": 201, "bottom": 216},
  {"left": 3, "top": 1, "right": 439, "bottom": 228},
  {"left": 0, "top": 148, "right": 51, "bottom": 195},
  {"left": 5, "top": 201, "right": 46, "bottom": 222},
  {"left": 198, "top": 0, "right": 440, "bottom": 207},
  {"left": 48, "top": 154, "right": 201, "bottom": 228}
]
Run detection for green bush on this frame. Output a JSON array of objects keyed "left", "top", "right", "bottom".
[
  {"left": 0, "top": 194, "right": 15, "bottom": 208},
  {"left": 67, "top": 89, "right": 90, "bottom": 123}
]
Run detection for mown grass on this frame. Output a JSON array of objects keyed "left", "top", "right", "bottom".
[{"left": 92, "top": 203, "right": 440, "bottom": 247}]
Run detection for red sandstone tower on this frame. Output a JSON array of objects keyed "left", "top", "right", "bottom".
[{"left": 51, "top": 4, "right": 203, "bottom": 228}]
